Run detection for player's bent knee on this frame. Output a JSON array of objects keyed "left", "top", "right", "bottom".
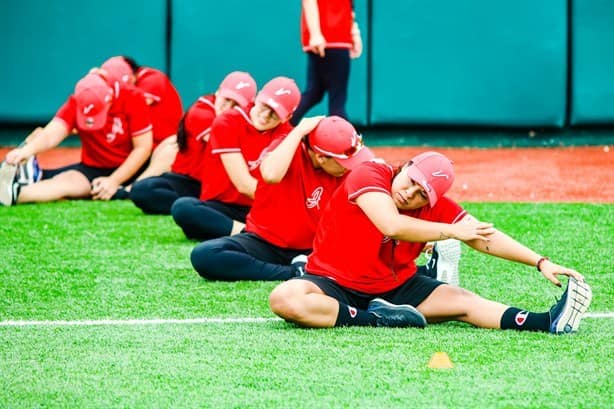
[{"left": 269, "top": 282, "right": 308, "bottom": 321}]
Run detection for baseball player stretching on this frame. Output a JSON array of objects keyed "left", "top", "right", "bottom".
[
  {"left": 130, "top": 71, "right": 257, "bottom": 214},
  {"left": 0, "top": 73, "right": 152, "bottom": 205},
  {"left": 171, "top": 77, "right": 299, "bottom": 241},
  {"left": 269, "top": 152, "right": 592, "bottom": 334},
  {"left": 190, "top": 115, "right": 374, "bottom": 281}
]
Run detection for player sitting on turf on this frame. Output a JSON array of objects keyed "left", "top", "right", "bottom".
[
  {"left": 269, "top": 151, "right": 592, "bottom": 334},
  {"left": 189, "top": 115, "right": 374, "bottom": 281},
  {"left": 129, "top": 71, "right": 257, "bottom": 215},
  {"left": 95, "top": 56, "right": 184, "bottom": 198},
  {"left": 170, "top": 77, "right": 299, "bottom": 241},
  {"left": 0, "top": 73, "right": 152, "bottom": 206}
]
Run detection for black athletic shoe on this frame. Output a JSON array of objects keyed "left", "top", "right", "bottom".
[{"left": 367, "top": 298, "right": 427, "bottom": 328}]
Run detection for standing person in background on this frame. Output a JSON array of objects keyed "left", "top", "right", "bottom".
[
  {"left": 129, "top": 71, "right": 257, "bottom": 215},
  {"left": 290, "top": 0, "right": 363, "bottom": 126},
  {"left": 171, "top": 76, "right": 300, "bottom": 241},
  {"left": 0, "top": 73, "right": 152, "bottom": 206},
  {"left": 98, "top": 56, "right": 183, "bottom": 196}
]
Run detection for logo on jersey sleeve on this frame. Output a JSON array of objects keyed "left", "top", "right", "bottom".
[{"left": 306, "top": 186, "right": 324, "bottom": 209}]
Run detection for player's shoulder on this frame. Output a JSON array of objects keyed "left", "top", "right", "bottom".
[{"left": 348, "top": 159, "right": 393, "bottom": 182}]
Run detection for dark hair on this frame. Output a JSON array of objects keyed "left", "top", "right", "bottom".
[
  {"left": 120, "top": 56, "right": 141, "bottom": 72},
  {"left": 176, "top": 114, "right": 188, "bottom": 152}
]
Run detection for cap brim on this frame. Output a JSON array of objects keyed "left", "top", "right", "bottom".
[
  {"left": 335, "top": 147, "right": 375, "bottom": 170},
  {"left": 76, "top": 107, "right": 110, "bottom": 131},
  {"left": 256, "top": 93, "right": 289, "bottom": 120},
  {"left": 219, "top": 89, "right": 248, "bottom": 109},
  {"left": 406, "top": 165, "right": 438, "bottom": 207}
]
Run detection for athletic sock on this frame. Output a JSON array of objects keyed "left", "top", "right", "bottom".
[
  {"left": 334, "top": 301, "right": 377, "bottom": 327},
  {"left": 500, "top": 307, "right": 550, "bottom": 332}
]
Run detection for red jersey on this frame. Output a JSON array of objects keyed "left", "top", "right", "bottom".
[
  {"left": 301, "top": 0, "right": 353, "bottom": 51},
  {"left": 307, "top": 161, "right": 467, "bottom": 294},
  {"left": 135, "top": 67, "right": 183, "bottom": 146},
  {"left": 199, "top": 106, "right": 293, "bottom": 205},
  {"left": 246, "top": 141, "right": 344, "bottom": 250},
  {"left": 171, "top": 95, "right": 215, "bottom": 180},
  {"left": 55, "top": 86, "right": 152, "bottom": 168}
]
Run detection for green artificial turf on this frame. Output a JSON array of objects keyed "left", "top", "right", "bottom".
[{"left": 1, "top": 201, "right": 612, "bottom": 408}]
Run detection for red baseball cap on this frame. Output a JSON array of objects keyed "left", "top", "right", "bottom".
[
  {"left": 74, "top": 73, "right": 114, "bottom": 131},
  {"left": 101, "top": 56, "right": 134, "bottom": 85},
  {"left": 255, "top": 76, "right": 300, "bottom": 120},
  {"left": 405, "top": 151, "right": 455, "bottom": 207},
  {"left": 218, "top": 71, "right": 257, "bottom": 109},
  {"left": 308, "top": 116, "right": 374, "bottom": 170}
]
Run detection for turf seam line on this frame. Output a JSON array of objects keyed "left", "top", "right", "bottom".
[{"left": 0, "top": 312, "right": 611, "bottom": 327}]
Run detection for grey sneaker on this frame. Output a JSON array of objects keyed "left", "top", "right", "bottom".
[
  {"left": 0, "top": 161, "right": 19, "bottom": 206},
  {"left": 549, "top": 277, "right": 592, "bottom": 334},
  {"left": 291, "top": 254, "right": 308, "bottom": 277},
  {"left": 367, "top": 298, "right": 427, "bottom": 328},
  {"left": 426, "top": 239, "right": 461, "bottom": 285}
]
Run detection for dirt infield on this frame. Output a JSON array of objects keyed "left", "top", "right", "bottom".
[{"left": 0, "top": 146, "right": 611, "bottom": 202}]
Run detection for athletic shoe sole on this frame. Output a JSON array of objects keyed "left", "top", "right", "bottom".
[
  {"left": 434, "top": 239, "right": 461, "bottom": 286},
  {"left": 0, "top": 162, "right": 18, "bottom": 206},
  {"left": 552, "top": 278, "right": 592, "bottom": 334}
]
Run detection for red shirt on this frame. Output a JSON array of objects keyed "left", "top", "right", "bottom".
[
  {"left": 246, "top": 141, "right": 344, "bottom": 250},
  {"left": 55, "top": 86, "right": 152, "bottom": 168},
  {"left": 306, "top": 161, "right": 467, "bottom": 294},
  {"left": 171, "top": 95, "right": 215, "bottom": 180},
  {"left": 199, "top": 106, "right": 293, "bottom": 205},
  {"left": 301, "top": 0, "right": 353, "bottom": 51},
  {"left": 135, "top": 67, "right": 183, "bottom": 146}
]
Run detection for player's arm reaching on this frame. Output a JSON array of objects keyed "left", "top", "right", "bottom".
[
  {"left": 5, "top": 119, "right": 70, "bottom": 165},
  {"left": 460, "top": 214, "right": 585, "bottom": 286},
  {"left": 260, "top": 116, "right": 324, "bottom": 183},
  {"left": 220, "top": 152, "right": 258, "bottom": 199},
  {"left": 91, "top": 130, "right": 153, "bottom": 200}
]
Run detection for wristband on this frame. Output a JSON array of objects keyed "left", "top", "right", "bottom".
[{"left": 536, "top": 256, "right": 550, "bottom": 272}]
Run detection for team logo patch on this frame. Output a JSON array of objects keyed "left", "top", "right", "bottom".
[
  {"left": 306, "top": 187, "right": 324, "bottom": 209},
  {"left": 348, "top": 306, "right": 358, "bottom": 318},
  {"left": 431, "top": 170, "right": 449, "bottom": 179},
  {"left": 274, "top": 87, "right": 291, "bottom": 96},
  {"left": 515, "top": 310, "right": 529, "bottom": 326}
]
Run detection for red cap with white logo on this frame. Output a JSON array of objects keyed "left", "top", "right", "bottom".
[
  {"left": 101, "top": 56, "right": 134, "bottom": 85},
  {"left": 218, "top": 71, "right": 257, "bottom": 109},
  {"left": 309, "top": 116, "right": 374, "bottom": 170},
  {"left": 405, "top": 151, "right": 455, "bottom": 207},
  {"left": 74, "top": 73, "right": 114, "bottom": 131},
  {"left": 255, "top": 76, "right": 300, "bottom": 121}
]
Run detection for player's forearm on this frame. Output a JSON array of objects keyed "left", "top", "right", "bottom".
[
  {"left": 466, "top": 230, "right": 541, "bottom": 268},
  {"left": 22, "top": 120, "right": 69, "bottom": 156},
  {"left": 260, "top": 129, "right": 304, "bottom": 183},
  {"left": 109, "top": 145, "right": 151, "bottom": 185}
]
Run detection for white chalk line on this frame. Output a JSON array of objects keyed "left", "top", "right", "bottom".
[{"left": 0, "top": 312, "right": 611, "bottom": 327}]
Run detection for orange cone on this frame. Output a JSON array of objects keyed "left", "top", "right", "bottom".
[{"left": 427, "top": 352, "right": 454, "bottom": 369}]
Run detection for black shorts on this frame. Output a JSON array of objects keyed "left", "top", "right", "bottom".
[
  {"left": 228, "top": 232, "right": 311, "bottom": 265},
  {"left": 42, "top": 162, "right": 147, "bottom": 184},
  {"left": 295, "top": 266, "right": 443, "bottom": 310}
]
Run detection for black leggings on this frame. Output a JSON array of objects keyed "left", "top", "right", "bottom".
[
  {"left": 190, "top": 232, "right": 309, "bottom": 281},
  {"left": 291, "top": 48, "right": 350, "bottom": 125},
  {"left": 171, "top": 197, "right": 250, "bottom": 241},
  {"left": 130, "top": 172, "right": 201, "bottom": 215}
]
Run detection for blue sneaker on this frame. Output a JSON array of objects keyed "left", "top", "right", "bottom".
[
  {"left": 0, "top": 161, "right": 19, "bottom": 206},
  {"left": 549, "top": 277, "right": 592, "bottom": 334},
  {"left": 367, "top": 298, "right": 427, "bottom": 328}
]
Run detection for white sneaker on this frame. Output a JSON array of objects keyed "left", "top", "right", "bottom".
[
  {"left": 426, "top": 239, "right": 461, "bottom": 286},
  {"left": 0, "top": 161, "right": 19, "bottom": 206},
  {"left": 290, "top": 254, "right": 308, "bottom": 277}
]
